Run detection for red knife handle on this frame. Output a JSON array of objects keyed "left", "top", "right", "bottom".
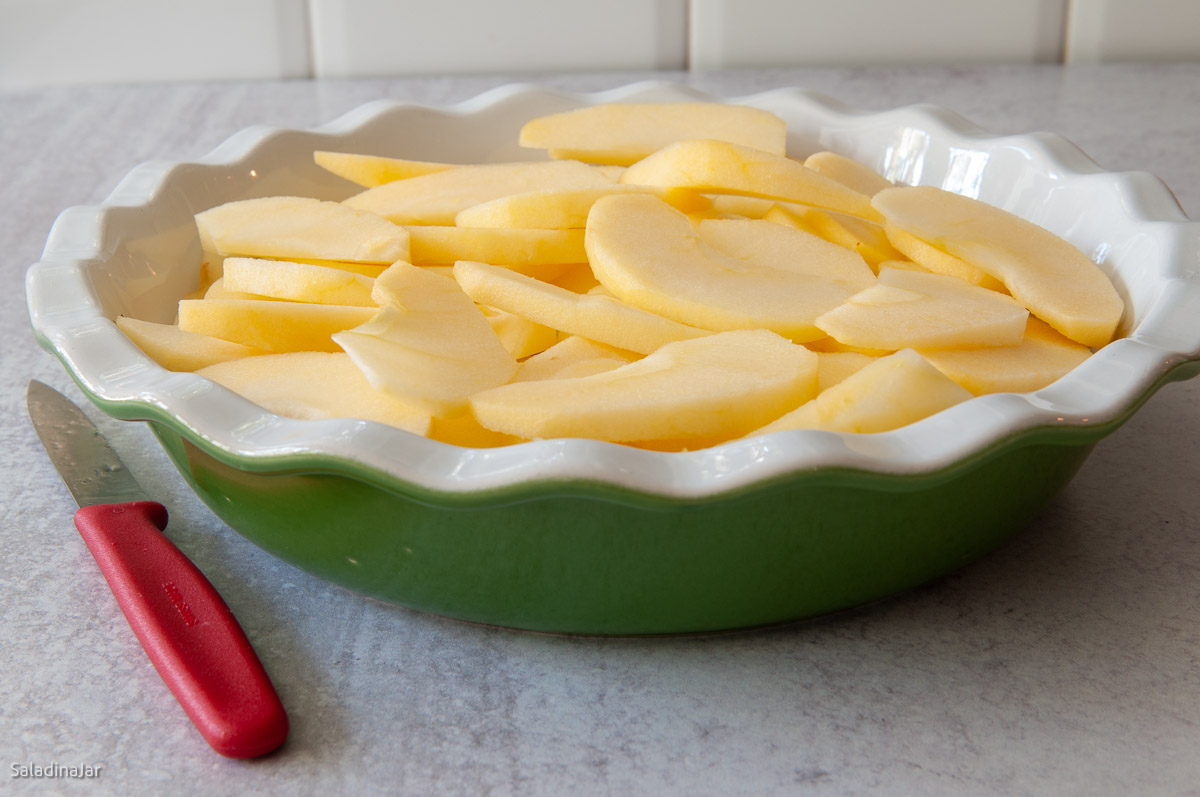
[{"left": 73, "top": 501, "right": 288, "bottom": 758}]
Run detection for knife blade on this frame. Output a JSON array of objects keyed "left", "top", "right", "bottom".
[{"left": 26, "top": 380, "right": 288, "bottom": 759}]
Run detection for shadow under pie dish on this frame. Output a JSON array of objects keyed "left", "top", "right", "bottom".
[{"left": 26, "top": 82, "right": 1200, "bottom": 635}]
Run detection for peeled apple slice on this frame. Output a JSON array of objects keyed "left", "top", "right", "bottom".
[
  {"left": 333, "top": 263, "right": 518, "bottom": 417},
  {"left": 454, "top": 184, "right": 710, "bottom": 229},
  {"left": 872, "top": 185, "right": 1124, "bottom": 347},
  {"left": 695, "top": 218, "right": 875, "bottom": 291},
  {"left": 803, "top": 151, "right": 894, "bottom": 196},
  {"left": 453, "top": 260, "right": 710, "bottom": 355},
  {"left": 469, "top": 329, "right": 819, "bottom": 442},
  {"left": 197, "top": 352, "right": 432, "bottom": 435},
  {"left": 221, "top": 257, "right": 377, "bottom": 306},
  {"left": 620, "top": 139, "right": 881, "bottom": 222},
  {"left": 752, "top": 348, "right": 972, "bottom": 436},
  {"left": 519, "top": 102, "right": 788, "bottom": 166},
  {"left": 585, "top": 194, "right": 865, "bottom": 342},
  {"left": 177, "top": 299, "right": 376, "bottom": 353},
  {"left": 195, "top": 196, "right": 410, "bottom": 264},
  {"left": 314, "top": 151, "right": 457, "bottom": 187},
  {"left": 815, "top": 266, "right": 1030, "bottom": 350},
  {"left": 116, "top": 315, "right": 268, "bottom": 372},
  {"left": 342, "top": 160, "right": 616, "bottom": 225},
  {"left": 405, "top": 226, "right": 586, "bottom": 266}
]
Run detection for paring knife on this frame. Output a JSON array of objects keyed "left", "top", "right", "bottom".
[{"left": 26, "top": 380, "right": 288, "bottom": 759}]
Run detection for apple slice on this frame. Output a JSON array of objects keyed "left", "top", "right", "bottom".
[
  {"left": 519, "top": 102, "right": 788, "bottom": 166},
  {"left": 814, "top": 351, "right": 877, "bottom": 392},
  {"left": 314, "top": 151, "right": 457, "bottom": 187},
  {"left": 470, "top": 329, "right": 818, "bottom": 442},
  {"left": 765, "top": 204, "right": 905, "bottom": 269},
  {"left": 480, "top": 305, "right": 559, "bottom": 360},
  {"left": 815, "top": 266, "right": 1029, "bottom": 350},
  {"left": 752, "top": 348, "right": 972, "bottom": 435},
  {"left": 454, "top": 184, "right": 710, "bottom": 229},
  {"left": 332, "top": 262, "right": 517, "bottom": 417},
  {"left": 872, "top": 185, "right": 1124, "bottom": 347},
  {"left": 195, "top": 196, "right": 410, "bottom": 263},
  {"left": 116, "top": 315, "right": 267, "bottom": 371},
  {"left": 695, "top": 218, "right": 875, "bottom": 290},
  {"left": 341, "top": 159, "right": 616, "bottom": 226},
  {"left": 620, "top": 139, "right": 881, "bottom": 222},
  {"left": 918, "top": 317, "right": 1092, "bottom": 395},
  {"left": 585, "top": 194, "right": 866, "bottom": 342},
  {"left": 177, "top": 299, "right": 375, "bottom": 353},
  {"left": 453, "top": 260, "right": 710, "bottom": 355},
  {"left": 405, "top": 226, "right": 586, "bottom": 266},
  {"left": 803, "top": 151, "right": 893, "bottom": 196},
  {"left": 884, "top": 223, "right": 1005, "bottom": 291},
  {"left": 512, "top": 336, "right": 640, "bottom": 383},
  {"left": 197, "top": 352, "right": 431, "bottom": 435},
  {"left": 221, "top": 257, "right": 376, "bottom": 306}
]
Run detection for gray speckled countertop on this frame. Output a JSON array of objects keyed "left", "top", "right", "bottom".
[{"left": 3, "top": 65, "right": 1199, "bottom": 796}]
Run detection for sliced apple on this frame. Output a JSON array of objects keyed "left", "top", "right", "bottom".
[
  {"left": 519, "top": 102, "right": 787, "bottom": 166},
  {"left": 341, "top": 160, "right": 616, "bottom": 226},
  {"left": 314, "top": 151, "right": 457, "bottom": 187},
  {"left": 221, "top": 257, "right": 376, "bottom": 306},
  {"left": 405, "top": 225, "right": 586, "bottom": 266},
  {"left": 585, "top": 194, "right": 865, "bottom": 342},
  {"left": 872, "top": 185, "right": 1124, "bottom": 346},
  {"left": 116, "top": 315, "right": 267, "bottom": 371},
  {"left": 884, "top": 223, "right": 1005, "bottom": 291},
  {"left": 765, "top": 204, "right": 905, "bottom": 269},
  {"left": 454, "top": 184, "right": 710, "bottom": 229},
  {"left": 195, "top": 196, "right": 410, "bottom": 263},
  {"left": 814, "top": 351, "right": 877, "bottom": 392},
  {"left": 918, "top": 317, "right": 1093, "bottom": 395},
  {"left": 803, "top": 151, "right": 893, "bottom": 196},
  {"left": 197, "top": 351, "right": 431, "bottom": 435},
  {"left": 695, "top": 218, "right": 875, "bottom": 291},
  {"left": 480, "top": 305, "right": 560, "bottom": 360},
  {"left": 332, "top": 262, "right": 517, "bottom": 417},
  {"left": 752, "top": 348, "right": 972, "bottom": 435},
  {"left": 512, "top": 336, "right": 640, "bottom": 383},
  {"left": 815, "top": 266, "right": 1029, "bottom": 350},
  {"left": 620, "top": 139, "right": 881, "bottom": 222},
  {"left": 452, "top": 259, "right": 710, "bottom": 355},
  {"left": 177, "top": 299, "right": 375, "bottom": 353},
  {"left": 470, "top": 329, "right": 819, "bottom": 442}
]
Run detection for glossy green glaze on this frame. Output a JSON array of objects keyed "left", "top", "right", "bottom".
[{"left": 148, "top": 423, "right": 1094, "bottom": 635}]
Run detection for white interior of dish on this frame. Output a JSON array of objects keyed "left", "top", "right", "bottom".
[{"left": 25, "top": 82, "right": 1200, "bottom": 498}]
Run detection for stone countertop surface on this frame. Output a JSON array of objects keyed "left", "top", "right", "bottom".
[{"left": 2, "top": 65, "right": 1198, "bottom": 796}]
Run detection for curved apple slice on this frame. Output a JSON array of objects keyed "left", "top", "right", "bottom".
[
  {"left": 469, "top": 329, "right": 818, "bottom": 442},
  {"left": 620, "top": 139, "right": 881, "bottom": 222},
  {"left": 519, "top": 102, "right": 787, "bottom": 166},
  {"left": 584, "top": 194, "right": 866, "bottom": 342},
  {"left": 872, "top": 186, "right": 1124, "bottom": 347},
  {"left": 332, "top": 263, "right": 517, "bottom": 417},
  {"left": 455, "top": 184, "right": 710, "bottom": 229}
]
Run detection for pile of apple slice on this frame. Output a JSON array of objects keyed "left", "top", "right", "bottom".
[{"left": 117, "top": 101, "right": 1124, "bottom": 451}]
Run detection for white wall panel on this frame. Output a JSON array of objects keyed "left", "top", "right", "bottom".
[
  {"left": 1066, "top": 0, "right": 1200, "bottom": 63},
  {"left": 309, "top": 0, "right": 687, "bottom": 78},
  {"left": 0, "top": 0, "right": 311, "bottom": 89},
  {"left": 688, "top": 0, "right": 1068, "bottom": 69}
]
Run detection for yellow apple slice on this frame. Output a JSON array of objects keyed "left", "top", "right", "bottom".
[
  {"left": 918, "top": 317, "right": 1093, "bottom": 395},
  {"left": 585, "top": 194, "right": 865, "bottom": 342},
  {"left": 470, "top": 329, "right": 818, "bottom": 442},
  {"left": 452, "top": 260, "right": 710, "bottom": 355},
  {"left": 884, "top": 223, "right": 1005, "bottom": 291},
  {"left": 765, "top": 204, "right": 905, "bottom": 269},
  {"left": 803, "top": 151, "right": 893, "bottom": 196},
  {"left": 116, "top": 315, "right": 267, "bottom": 372},
  {"left": 454, "top": 184, "right": 711, "bottom": 229},
  {"left": 519, "top": 102, "right": 788, "bottom": 166},
  {"left": 313, "top": 151, "right": 457, "bottom": 187},
  {"left": 332, "top": 263, "right": 517, "bottom": 417},
  {"left": 405, "top": 226, "right": 586, "bottom": 266},
  {"left": 872, "top": 185, "right": 1124, "bottom": 347},
  {"left": 195, "top": 196, "right": 410, "bottom": 263},
  {"left": 427, "top": 413, "right": 525, "bottom": 448},
  {"left": 512, "top": 336, "right": 640, "bottom": 383},
  {"left": 341, "top": 160, "right": 616, "bottom": 226},
  {"left": 815, "top": 266, "right": 1029, "bottom": 350},
  {"left": 197, "top": 351, "right": 431, "bottom": 435},
  {"left": 203, "top": 277, "right": 259, "bottom": 301},
  {"left": 620, "top": 139, "right": 881, "bottom": 222},
  {"left": 814, "top": 351, "right": 877, "bottom": 392},
  {"left": 221, "top": 257, "right": 376, "bottom": 306},
  {"left": 694, "top": 218, "right": 875, "bottom": 291},
  {"left": 752, "top": 348, "right": 972, "bottom": 435},
  {"left": 480, "top": 305, "right": 559, "bottom": 360},
  {"left": 177, "top": 299, "right": 375, "bottom": 353}
]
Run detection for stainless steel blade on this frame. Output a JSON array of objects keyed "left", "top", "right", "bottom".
[{"left": 27, "top": 380, "right": 148, "bottom": 508}]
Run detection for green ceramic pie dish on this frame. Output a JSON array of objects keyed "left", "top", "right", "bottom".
[{"left": 26, "top": 83, "right": 1200, "bottom": 634}]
